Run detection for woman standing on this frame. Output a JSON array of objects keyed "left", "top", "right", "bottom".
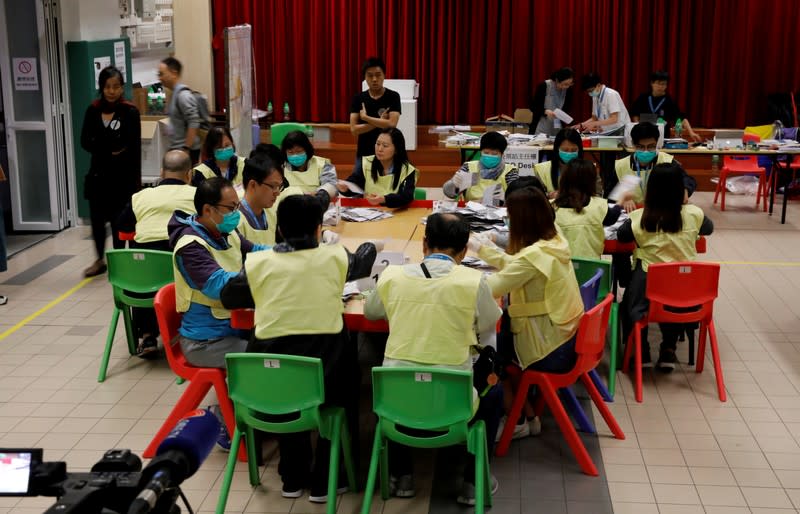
[
  {"left": 530, "top": 67, "right": 574, "bottom": 136},
  {"left": 80, "top": 66, "right": 141, "bottom": 277}
]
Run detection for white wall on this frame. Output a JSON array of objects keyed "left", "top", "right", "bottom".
[
  {"left": 61, "top": 0, "right": 120, "bottom": 42},
  {"left": 172, "top": 0, "right": 214, "bottom": 99}
]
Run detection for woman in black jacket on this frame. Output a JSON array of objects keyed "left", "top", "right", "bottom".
[{"left": 80, "top": 66, "right": 141, "bottom": 277}]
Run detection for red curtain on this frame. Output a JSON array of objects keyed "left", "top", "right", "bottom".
[{"left": 212, "top": 0, "right": 800, "bottom": 128}]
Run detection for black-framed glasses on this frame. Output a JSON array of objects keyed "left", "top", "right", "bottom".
[
  {"left": 214, "top": 202, "right": 240, "bottom": 213},
  {"left": 261, "top": 181, "right": 285, "bottom": 192}
]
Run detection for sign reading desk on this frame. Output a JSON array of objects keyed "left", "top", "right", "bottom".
[
  {"left": 503, "top": 147, "right": 539, "bottom": 176},
  {"left": 12, "top": 58, "right": 38, "bottom": 91}
]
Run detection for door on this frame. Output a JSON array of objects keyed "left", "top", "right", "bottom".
[{"left": 0, "top": 0, "right": 67, "bottom": 231}]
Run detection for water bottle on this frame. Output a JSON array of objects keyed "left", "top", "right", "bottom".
[
  {"left": 711, "top": 154, "right": 720, "bottom": 178},
  {"left": 266, "top": 101, "right": 273, "bottom": 121},
  {"left": 674, "top": 118, "right": 683, "bottom": 138},
  {"left": 283, "top": 102, "right": 291, "bottom": 121}
]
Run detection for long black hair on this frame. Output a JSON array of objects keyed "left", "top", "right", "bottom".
[
  {"left": 554, "top": 159, "right": 596, "bottom": 213},
  {"left": 98, "top": 66, "right": 124, "bottom": 95},
  {"left": 371, "top": 128, "right": 411, "bottom": 190},
  {"left": 641, "top": 162, "right": 685, "bottom": 233}
]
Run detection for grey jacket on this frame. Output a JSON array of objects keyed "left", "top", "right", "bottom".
[{"left": 168, "top": 84, "right": 201, "bottom": 150}]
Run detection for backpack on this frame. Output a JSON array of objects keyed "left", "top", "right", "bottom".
[{"left": 176, "top": 86, "right": 212, "bottom": 130}]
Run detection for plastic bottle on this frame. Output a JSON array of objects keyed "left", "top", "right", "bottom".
[
  {"left": 283, "top": 102, "right": 291, "bottom": 121},
  {"left": 711, "top": 154, "right": 720, "bottom": 178},
  {"left": 266, "top": 100, "right": 273, "bottom": 116},
  {"left": 674, "top": 118, "right": 683, "bottom": 138}
]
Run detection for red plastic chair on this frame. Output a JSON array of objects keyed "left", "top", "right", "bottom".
[
  {"left": 118, "top": 231, "right": 136, "bottom": 241},
  {"left": 495, "top": 294, "right": 625, "bottom": 476},
  {"left": 622, "top": 262, "right": 726, "bottom": 403},
  {"left": 713, "top": 134, "right": 767, "bottom": 211},
  {"left": 143, "top": 284, "right": 243, "bottom": 460}
]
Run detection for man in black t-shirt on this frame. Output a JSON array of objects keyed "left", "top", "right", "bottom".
[
  {"left": 349, "top": 57, "right": 401, "bottom": 159},
  {"left": 630, "top": 70, "right": 701, "bottom": 142}
]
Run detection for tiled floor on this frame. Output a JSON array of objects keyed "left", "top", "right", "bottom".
[{"left": 1, "top": 191, "right": 800, "bottom": 513}]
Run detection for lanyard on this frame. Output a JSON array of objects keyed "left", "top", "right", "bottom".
[
  {"left": 240, "top": 198, "right": 267, "bottom": 230},
  {"left": 595, "top": 86, "right": 606, "bottom": 119},
  {"left": 633, "top": 157, "right": 650, "bottom": 190},
  {"left": 648, "top": 95, "right": 666, "bottom": 114},
  {"left": 425, "top": 253, "right": 454, "bottom": 263}
]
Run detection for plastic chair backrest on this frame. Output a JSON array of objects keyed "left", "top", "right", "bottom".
[
  {"left": 572, "top": 257, "right": 611, "bottom": 301},
  {"left": 743, "top": 133, "right": 761, "bottom": 143},
  {"left": 579, "top": 269, "right": 604, "bottom": 311},
  {"left": 153, "top": 284, "right": 188, "bottom": 374},
  {"left": 645, "top": 262, "right": 720, "bottom": 323},
  {"left": 723, "top": 154, "right": 760, "bottom": 167},
  {"left": 107, "top": 249, "right": 175, "bottom": 304},
  {"left": 225, "top": 353, "right": 324, "bottom": 432},
  {"left": 372, "top": 367, "right": 473, "bottom": 445},
  {"left": 414, "top": 188, "right": 427, "bottom": 200},
  {"left": 270, "top": 123, "right": 311, "bottom": 146},
  {"left": 573, "top": 294, "right": 614, "bottom": 373}
]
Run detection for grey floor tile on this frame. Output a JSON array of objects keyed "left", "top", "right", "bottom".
[
  {"left": 566, "top": 500, "right": 613, "bottom": 514},
  {"left": 520, "top": 478, "right": 565, "bottom": 501},
  {"left": 65, "top": 325, "right": 105, "bottom": 336},
  {"left": 2, "top": 255, "right": 74, "bottom": 285},
  {"left": 520, "top": 499, "right": 567, "bottom": 514}
]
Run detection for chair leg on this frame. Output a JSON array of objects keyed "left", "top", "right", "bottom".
[
  {"left": 326, "top": 416, "right": 342, "bottom": 514},
  {"left": 244, "top": 426, "right": 259, "bottom": 486},
  {"left": 98, "top": 307, "right": 121, "bottom": 382},
  {"left": 121, "top": 305, "right": 137, "bottom": 355},
  {"left": 634, "top": 325, "right": 644, "bottom": 403},
  {"left": 340, "top": 414, "right": 358, "bottom": 493},
  {"left": 707, "top": 320, "right": 727, "bottom": 402},
  {"left": 607, "top": 304, "right": 620, "bottom": 398},
  {"left": 580, "top": 373, "right": 625, "bottom": 440},
  {"left": 559, "top": 387, "right": 595, "bottom": 434},
  {"left": 495, "top": 373, "right": 532, "bottom": 456},
  {"left": 713, "top": 175, "right": 721, "bottom": 204},
  {"left": 379, "top": 433, "right": 390, "bottom": 501},
  {"left": 622, "top": 329, "right": 633, "bottom": 373},
  {"left": 696, "top": 321, "right": 708, "bottom": 374},
  {"left": 215, "top": 426, "right": 242, "bottom": 514},
  {"left": 143, "top": 380, "right": 212, "bottom": 458},
  {"left": 212, "top": 377, "right": 247, "bottom": 462},
  {"left": 360, "top": 424, "right": 383, "bottom": 514},
  {"left": 539, "top": 378, "right": 598, "bottom": 476},
  {"left": 686, "top": 326, "right": 696, "bottom": 366},
  {"left": 589, "top": 369, "right": 613, "bottom": 403}
]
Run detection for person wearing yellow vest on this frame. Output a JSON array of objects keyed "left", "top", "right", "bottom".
[
  {"left": 192, "top": 127, "right": 245, "bottom": 190},
  {"left": 235, "top": 155, "right": 284, "bottom": 246},
  {"left": 468, "top": 186, "right": 584, "bottom": 440},
  {"left": 364, "top": 213, "right": 502, "bottom": 505},
  {"left": 553, "top": 159, "right": 622, "bottom": 259},
  {"left": 116, "top": 149, "right": 196, "bottom": 358},
  {"left": 220, "top": 194, "right": 379, "bottom": 502},
  {"left": 281, "top": 130, "right": 339, "bottom": 204},
  {"left": 533, "top": 128, "right": 584, "bottom": 198},
  {"left": 618, "top": 163, "right": 713, "bottom": 372},
  {"left": 443, "top": 131, "right": 519, "bottom": 205},
  {"left": 338, "top": 128, "right": 417, "bottom": 207}
]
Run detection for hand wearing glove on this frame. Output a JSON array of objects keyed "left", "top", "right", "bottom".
[
  {"left": 467, "top": 233, "right": 491, "bottom": 253},
  {"left": 321, "top": 230, "right": 340, "bottom": 245},
  {"left": 453, "top": 171, "right": 473, "bottom": 192},
  {"left": 368, "top": 239, "right": 386, "bottom": 253}
]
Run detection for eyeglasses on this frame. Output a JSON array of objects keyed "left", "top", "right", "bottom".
[
  {"left": 261, "top": 182, "right": 285, "bottom": 192},
  {"left": 634, "top": 144, "right": 658, "bottom": 151},
  {"left": 214, "top": 202, "right": 240, "bottom": 214}
]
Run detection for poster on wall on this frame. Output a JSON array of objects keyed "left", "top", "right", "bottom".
[
  {"left": 12, "top": 58, "right": 39, "bottom": 91},
  {"left": 224, "top": 24, "right": 253, "bottom": 156},
  {"left": 113, "top": 41, "right": 127, "bottom": 82},
  {"left": 93, "top": 56, "right": 111, "bottom": 85}
]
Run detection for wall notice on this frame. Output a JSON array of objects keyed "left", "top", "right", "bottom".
[
  {"left": 503, "top": 147, "right": 540, "bottom": 176},
  {"left": 93, "top": 56, "right": 111, "bottom": 85},
  {"left": 13, "top": 58, "right": 38, "bottom": 91},
  {"left": 114, "top": 41, "right": 127, "bottom": 82}
]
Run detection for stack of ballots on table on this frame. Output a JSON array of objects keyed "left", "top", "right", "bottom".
[
  {"left": 433, "top": 201, "right": 508, "bottom": 233},
  {"left": 340, "top": 208, "right": 394, "bottom": 222}
]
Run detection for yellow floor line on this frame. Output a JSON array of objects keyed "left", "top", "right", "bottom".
[
  {"left": 0, "top": 277, "right": 95, "bottom": 341},
  {"left": 716, "top": 260, "right": 800, "bottom": 266}
]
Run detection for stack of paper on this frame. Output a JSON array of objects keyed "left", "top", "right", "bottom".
[{"left": 340, "top": 208, "right": 394, "bottom": 223}]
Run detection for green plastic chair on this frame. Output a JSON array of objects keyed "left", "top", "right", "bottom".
[
  {"left": 217, "top": 353, "right": 357, "bottom": 514},
  {"left": 572, "top": 257, "right": 621, "bottom": 397},
  {"left": 270, "top": 122, "right": 312, "bottom": 146},
  {"left": 361, "top": 367, "right": 491, "bottom": 514},
  {"left": 98, "top": 249, "right": 174, "bottom": 382},
  {"left": 413, "top": 187, "right": 427, "bottom": 200}
]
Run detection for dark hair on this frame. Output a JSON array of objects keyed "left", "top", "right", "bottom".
[
  {"left": 194, "top": 176, "right": 232, "bottom": 214},
  {"left": 425, "top": 213, "right": 469, "bottom": 254},
  {"left": 650, "top": 70, "right": 669, "bottom": 83},
  {"left": 371, "top": 128, "right": 411, "bottom": 190},
  {"left": 551, "top": 67, "right": 574, "bottom": 83},
  {"left": 505, "top": 176, "right": 547, "bottom": 199},
  {"left": 631, "top": 122, "right": 660, "bottom": 145},
  {"left": 641, "top": 163, "right": 685, "bottom": 233},
  {"left": 554, "top": 159, "right": 597, "bottom": 213},
  {"left": 581, "top": 72, "right": 601, "bottom": 91},
  {"left": 362, "top": 56, "right": 386, "bottom": 77},
  {"left": 242, "top": 156, "right": 281, "bottom": 189},
  {"left": 281, "top": 130, "right": 315, "bottom": 161},
  {"left": 480, "top": 131, "right": 508, "bottom": 153},
  {"left": 98, "top": 66, "right": 124, "bottom": 93},
  {"left": 250, "top": 143, "right": 288, "bottom": 188},
  {"left": 506, "top": 188, "right": 557, "bottom": 254},
  {"left": 277, "top": 194, "right": 323, "bottom": 248},
  {"left": 161, "top": 57, "right": 182, "bottom": 75},
  {"left": 552, "top": 128, "right": 584, "bottom": 165},
  {"left": 203, "top": 127, "right": 236, "bottom": 160}
]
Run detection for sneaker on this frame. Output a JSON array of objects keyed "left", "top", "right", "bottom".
[
  {"left": 656, "top": 347, "right": 678, "bottom": 374},
  {"left": 281, "top": 487, "right": 303, "bottom": 499},
  {"left": 389, "top": 474, "right": 415, "bottom": 498},
  {"left": 0, "top": 295, "right": 7, "bottom": 306},
  {"left": 83, "top": 260, "right": 107, "bottom": 278},
  {"left": 206, "top": 405, "right": 231, "bottom": 451},
  {"left": 308, "top": 486, "right": 348, "bottom": 503},
  {"left": 495, "top": 415, "right": 530, "bottom": 442},
  {"left": 528, "top": 415, "right": 542, "bottom": 436},
  {"left": 456, "top": 474, "right": 499, "bottom": 506},
  {"left": 136, "top": 335, "right": 160, "bottom": 360}
]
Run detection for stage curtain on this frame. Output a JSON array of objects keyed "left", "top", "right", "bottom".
[{"left": 212, "top": 0, "right": 800, "bottom": 128}]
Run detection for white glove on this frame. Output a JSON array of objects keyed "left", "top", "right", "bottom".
[
  {"left": 369, "top": 239, "right": 386, "bottom": 253},
  {"left": 321, "top": 230, "right": 340, "bottom": 245},
  {"left": 467, "top": 234, "right": 490, "bottom": 253},
  {"left": 453, "top": 171, "right": 472, "bottom": 191}
]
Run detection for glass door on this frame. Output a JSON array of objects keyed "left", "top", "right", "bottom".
[{"left": 0, "top": 0, "right": 67, "bottom": 231}]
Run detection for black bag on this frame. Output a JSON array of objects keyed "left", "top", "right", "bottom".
[{"left": 472, "top": 344, "right": 508, "bottom": 396}]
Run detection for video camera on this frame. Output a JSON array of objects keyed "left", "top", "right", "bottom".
[{"left": 0, "top": 408, "right": 221, "bottom": 514}]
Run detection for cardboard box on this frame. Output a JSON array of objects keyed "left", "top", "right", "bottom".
[
  {"left": 133, "top": 86, "right": 147, "bottom": 115},
  {"left": 485, "top": 113, "right": 529, "bottom": 134}
]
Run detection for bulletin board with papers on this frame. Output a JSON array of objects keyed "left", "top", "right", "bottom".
[{"left": 224, "top": 24, "right": 253, "bottom": 156}]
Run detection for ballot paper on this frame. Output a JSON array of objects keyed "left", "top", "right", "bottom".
[
  {"left": 338, "top": 180, "right": 364, "bottom": 195},
  {"left": 460, "top": 256, "right": 495, "bottom": 271},
  {"left": 604, "top": 210, "right": 629, "bottom": 240},
  {"left": 339, "top": 208, "right": 394, "bottom": 222},
  {"left": 553, "top": 108, "right": 573, "bottom": 125},
  {"left": 608, "top": 175, "right": 641, "bottom": 202}
]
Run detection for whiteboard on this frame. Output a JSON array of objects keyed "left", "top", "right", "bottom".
[{"left": 224, "top": 24, "right": 253, "bottom": 156}]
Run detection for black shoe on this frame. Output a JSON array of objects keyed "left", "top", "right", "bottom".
[
  {"left": 136, "top": 336, "right": 160, "bottom": 360},
  {"left": 656, "top": 348, "right": 678, "bottom": 373}
]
